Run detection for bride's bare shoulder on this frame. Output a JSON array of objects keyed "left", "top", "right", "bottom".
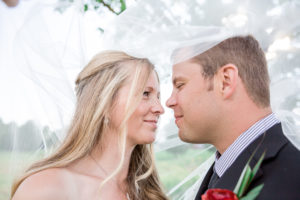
[{"left": 12, "top": 168, "right": 75, "bottom": 200}]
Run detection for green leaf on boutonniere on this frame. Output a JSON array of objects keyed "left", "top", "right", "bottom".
[
  {"left": 233, "top": 151, "right": 266, "bottom": 199},
  {"left": 249, "top": 151, "right": 265, "bottom": 183},
  {"left": 240, "top": 184, "right": 264, "bottom": 200},
  {"left": 238, "top": 165, "right": 252, "bottom": 197},
  {"left": 233, "top": 164, "right": 249, "bottom": 195}
]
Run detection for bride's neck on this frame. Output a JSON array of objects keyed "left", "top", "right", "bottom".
[{"left": 91, "top": 129, "right": 135, "bottom": 185}]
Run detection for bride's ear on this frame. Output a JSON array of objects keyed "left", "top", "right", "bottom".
[{"left": 214, "top": 64, "right": 238, "bottom": 99}]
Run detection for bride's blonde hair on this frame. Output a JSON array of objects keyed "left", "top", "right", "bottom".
[{"left": 11, "top": 50, "right": 168, "bottom": 200}]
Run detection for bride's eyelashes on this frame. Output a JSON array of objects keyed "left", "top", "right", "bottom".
[
  {"left": 157, "top": 92, "right": 161, "bottom": 100},
  {"left": 143, "top": 91, "right": 150, "bottom": 98},
  {"left": 143, "top": 90, "right": 161, "bottom": 100}
]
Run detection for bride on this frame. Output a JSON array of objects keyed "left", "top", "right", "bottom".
[{"left": 11, "top": 50, "right": 169, "bottom": 200}]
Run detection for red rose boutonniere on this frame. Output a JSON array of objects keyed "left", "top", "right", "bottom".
[
  {"left": 202, "top": 152, "right": 265, "bottom": 200},
  {"left": 202, "top": 189, "right": 238, "bottom": 200}
]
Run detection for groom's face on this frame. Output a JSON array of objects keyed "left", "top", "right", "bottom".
[{"left": 166, "top": 60, "right": 220, "bottom": 143}]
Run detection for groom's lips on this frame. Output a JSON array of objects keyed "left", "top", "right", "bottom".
[{"left": 175, "top": 115, "right": 183, "bottom": 125}]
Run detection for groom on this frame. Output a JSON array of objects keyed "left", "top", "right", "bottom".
[{"left": 166, "top": 35, "right": 300, "bottom": 199}]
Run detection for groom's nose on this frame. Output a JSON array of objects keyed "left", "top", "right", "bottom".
[{"left": 166, "top": 93, "right": 176, "bottom": 108}]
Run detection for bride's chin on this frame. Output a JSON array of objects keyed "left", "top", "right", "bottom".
[
  {"left": 141, "top": 135, "right": 156, "bottom": 145},
  {"left": 130, "top": 137, "right": 156, "bottom": 146}
]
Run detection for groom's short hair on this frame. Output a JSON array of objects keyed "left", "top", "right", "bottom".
[{"left": 192, "top": 35, "right": 270, "bottom": 108}]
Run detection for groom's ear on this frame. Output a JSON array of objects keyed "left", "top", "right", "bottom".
[{"left": 215, "top": 64, "right": 238, "bottom": 99}]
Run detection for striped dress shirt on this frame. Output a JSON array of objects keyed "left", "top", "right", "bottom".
[{"left": 214, "top": 113, "right": 280, "bottom": 178}]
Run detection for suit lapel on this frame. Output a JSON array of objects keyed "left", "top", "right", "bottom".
[{"left": 214, "top": 123, "right": 288, "bottom": 190}]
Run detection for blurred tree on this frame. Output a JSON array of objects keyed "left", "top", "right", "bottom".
[
  {"left": 0, "top": 121, "right": 18, "bottom": 150},
  {"left": 0, "top": 119, "right": 59, "bottom": 151},
  {"left": 16, "top": 121, "right": 42, "bottom": 151},
  {"left": 56, "top": 0, "right": 127, "bottom": 15},
  {"left": 42, "top": 125, "right": 61, "bottom": 151}
]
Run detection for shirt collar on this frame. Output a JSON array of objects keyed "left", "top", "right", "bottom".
[{"left": 214, "top": 113, "right": 280, "bottom": 177}]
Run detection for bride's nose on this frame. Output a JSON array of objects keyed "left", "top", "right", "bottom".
[{"left": 151, "top": 99, "right": 165, "bottom": 115}]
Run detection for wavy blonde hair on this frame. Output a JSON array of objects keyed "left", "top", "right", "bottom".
[{"left": 11, "top": 51, "right": 168, "bottom": 200}]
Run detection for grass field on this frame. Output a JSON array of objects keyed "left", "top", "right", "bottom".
[
  {"left": 0, "top": 152, "right": 12, "bottom": 200},
  {"left": 0, "top": 147, "right": 214, "bottom": 200},
  {"left": 155, "top": 147, "right": 214, "bottom": 199}
]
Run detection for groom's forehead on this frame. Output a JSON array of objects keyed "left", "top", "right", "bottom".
[
  {"left": 171, "top": 61, "right": 202, "bottom": 81},
  {"left": 172, "top": 60, "right": 201, "bottom": 74}
]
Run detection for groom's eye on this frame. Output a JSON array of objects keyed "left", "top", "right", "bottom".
[{"left": 176, "top": 83, "right": 184, "bottom": 89}]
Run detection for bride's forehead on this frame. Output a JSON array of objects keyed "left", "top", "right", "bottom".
[{"left": 120, "top": 70, "right": 158, "bottom": 88}]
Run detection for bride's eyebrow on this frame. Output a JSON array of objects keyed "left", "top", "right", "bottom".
[{"left": 145, "top": 86, "right": 154, "bottom": 91}]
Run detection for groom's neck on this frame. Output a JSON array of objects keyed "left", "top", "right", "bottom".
[{"left": 214, "top": 104, "right": 272, "bottom": 155}]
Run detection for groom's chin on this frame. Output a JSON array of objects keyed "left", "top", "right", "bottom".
[
  {"left": 178, "top": 130, "right": 195, "bottom": 143},
  {"left": 178, "top": 129, "right": 204, "bottom": 144}
]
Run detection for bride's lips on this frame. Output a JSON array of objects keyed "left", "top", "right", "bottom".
[{"left": 144, "top": 120, "right": 158, "bottom": 129}]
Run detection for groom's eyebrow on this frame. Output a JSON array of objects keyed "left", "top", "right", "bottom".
[{"left": 172, "top": 76, "right": 184, "bottom": 85}]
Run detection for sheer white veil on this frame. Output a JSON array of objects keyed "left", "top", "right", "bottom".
[{"left": 1, "top": 0, "right": 300, "bottom": 199}]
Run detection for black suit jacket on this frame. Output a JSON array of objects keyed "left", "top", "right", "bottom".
[{"left": 195, "top": 123, "right": 300, "bottom": 200}]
